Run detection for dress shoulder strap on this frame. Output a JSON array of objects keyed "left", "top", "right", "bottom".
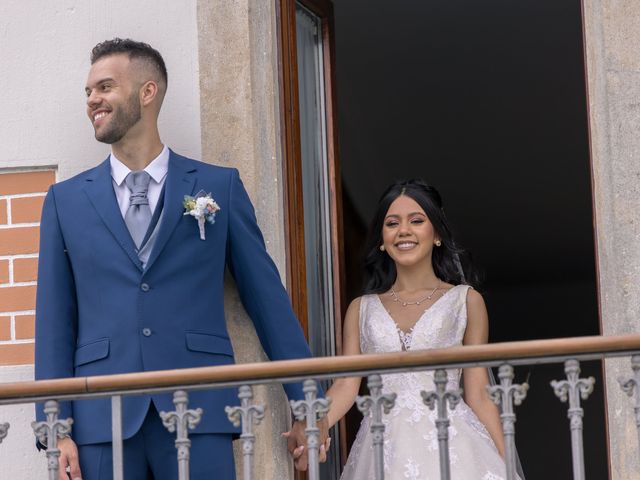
[
  {"left": 454, "top": 284, "right": 473, "bottom": 305},
  {"left": 450, "top": 284, "right": 473, "bottom": 341},
  {"left": 358, "top": 294, "right": 374, "bottom": 325}
]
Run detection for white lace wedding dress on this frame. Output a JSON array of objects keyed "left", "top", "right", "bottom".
[{"left": 341, "top": 285, "right": 510, "bottom": 480}]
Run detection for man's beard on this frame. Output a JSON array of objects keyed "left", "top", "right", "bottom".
[{"left": 95, "top": 92, "right": 142, "bottom": 144}]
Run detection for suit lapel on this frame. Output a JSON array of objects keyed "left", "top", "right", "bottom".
[
  {"left": 83, "top": 158, "right": 143, "bottom": 271},
  {"left": 144, "top": 151, "right": 197, "bottom": 272}
]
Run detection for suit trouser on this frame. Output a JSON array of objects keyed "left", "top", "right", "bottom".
[{"left": 78, "top": 403, "right": 236, "bottom": 480}]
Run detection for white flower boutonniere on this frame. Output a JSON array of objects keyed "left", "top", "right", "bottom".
[{"left": 183, "top": 190, "right": 220, "bottom": 240}]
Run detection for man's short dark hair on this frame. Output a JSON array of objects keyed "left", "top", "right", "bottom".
[{"left": 91, "top": 38, "right": 168, "bottom": 86}]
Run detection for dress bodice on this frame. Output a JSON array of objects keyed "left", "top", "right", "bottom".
[
  {"left": 358, "top": 285, "right": 472, "bottom": 422},
  {"left": 359, "top": 284, "right": 471, "bottom": 354}
]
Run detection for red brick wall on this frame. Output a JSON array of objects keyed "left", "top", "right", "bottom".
[{"left": 0, "top": 170, "right": 55, "bottom": 365}]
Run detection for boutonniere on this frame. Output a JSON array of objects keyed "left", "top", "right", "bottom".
[{"left": 183, "top": 190, "right": 220, "bottom": 240}]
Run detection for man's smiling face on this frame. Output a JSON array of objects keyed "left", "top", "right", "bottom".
[{"left": 85, "top": 53, "right": 142, "bottom": 145}]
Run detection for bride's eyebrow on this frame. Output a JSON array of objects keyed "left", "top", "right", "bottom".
[{"left": 384, "top": 212, "right": 426, "bottom": 220}]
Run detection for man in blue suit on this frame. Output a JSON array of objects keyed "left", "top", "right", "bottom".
[{"left": 35, "top": 38, "right": 322, "bottom": 479}]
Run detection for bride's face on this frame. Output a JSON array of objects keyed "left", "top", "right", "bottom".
[{"left": 381, "top": 195, "right": 439, "bottom": 267}]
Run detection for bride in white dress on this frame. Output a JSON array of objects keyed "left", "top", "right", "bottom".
[{"left": 325, "top": 180, "right": 515, "bottom": 480}]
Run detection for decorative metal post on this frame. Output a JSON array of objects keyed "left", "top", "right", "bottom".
[
  {"left": 551, "top": 359, "right": 595, "bottom": 480},
  {"left": 111, "top": 395, "right": 124, "bottom": 480},
  {"left": 0, "top": 422, "right": 8, "bottom": 444},
  {"left": 619, "top": 354, "right": 640, "bottom": 454},
  {"left": 160, "top": 390, "right": 203, "bottom": 480},
  {"left": 225, "top": 385, "right": 265, "bottom": 480},
  {"left": 356, "top": 374, "right": 397, "bottom": 480},
  {"left": 421, "top": 369, "right": 462, "bottom": 480},
  {"left": 290, "top": 379, "right": 331, "bottom": 480},
  {"left": 487, "top": 364, "right": 528, "bottom": 480},
  {"left": 31, "top": 400, "right": 73, "bottom": 480}
]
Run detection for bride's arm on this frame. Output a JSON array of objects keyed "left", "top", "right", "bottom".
[
  {"left": 284, "top": 298, "right": 362, "bottom": 465},
  {"left": 326, "top": 297, "right": 363, "bottom": 429},
  {"left": 462, "top": 289, "right": 506, "bottom": 457}
]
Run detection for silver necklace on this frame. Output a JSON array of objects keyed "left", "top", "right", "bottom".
[{"left": 390, "top": 281, "right": 441, "bottom": 307}]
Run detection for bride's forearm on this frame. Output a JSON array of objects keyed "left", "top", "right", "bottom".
[
  {"left": 326, "top": 376, "right": 361, "bottom": 428},
  {"left": 468, "top": 396, "right": 505, "bottom": 457}
]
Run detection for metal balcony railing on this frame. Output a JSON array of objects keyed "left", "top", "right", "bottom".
[{"left": 1, "top": 334, "right": 639, "bottom": 480}]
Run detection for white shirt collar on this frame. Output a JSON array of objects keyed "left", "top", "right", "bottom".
[{"left": 110, "top": 145, "right": 170, "bottom": 186}]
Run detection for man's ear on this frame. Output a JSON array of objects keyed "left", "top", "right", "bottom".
[{"left": 140, "top": 80, "right": 159, "bottom": 107}]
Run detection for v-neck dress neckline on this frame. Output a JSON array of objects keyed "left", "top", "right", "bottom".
[{"left": 375, "top": 284, "right": 465, "bottom": 351}]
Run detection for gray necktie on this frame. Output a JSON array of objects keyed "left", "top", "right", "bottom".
[{"left": 124, "top": 171, "right": 152, "bottom": 249}]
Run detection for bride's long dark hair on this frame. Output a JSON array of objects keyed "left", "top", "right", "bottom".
[{"left": 363, "top": 179, "right": 479, "bottom": 294}]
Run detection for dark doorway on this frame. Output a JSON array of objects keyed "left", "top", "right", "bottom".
[{"left": 333, "top": 1, "right": 606, "bottom": 478}]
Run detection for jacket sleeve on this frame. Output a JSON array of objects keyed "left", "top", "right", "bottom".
[
  {"left": 225, "top": 169, "right": 314, "bottom": 401},
  {"left": 34, "top": 186, "right": 78, "bottom": 423}
]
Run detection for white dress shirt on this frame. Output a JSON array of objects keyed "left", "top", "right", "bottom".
[{"left": 110, "top": 145, "right": 169, "bottom": 218}]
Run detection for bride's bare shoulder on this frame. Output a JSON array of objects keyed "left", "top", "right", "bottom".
[
  {"left": 342, "top": 297, "right": 364, "bottom": 353},
  {"left": 346, "top": 296, "right": 363, "bottom": 316},
  {"left": 465, "top": 287, "right": 486, "bottom": 307}
]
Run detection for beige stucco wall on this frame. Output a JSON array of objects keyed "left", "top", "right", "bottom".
[
  {"left": 583, "top": 1, "right": 640, "bottom": 478},
  {"left": 197, "top": 0, "right": 293, "bottom": 477}
]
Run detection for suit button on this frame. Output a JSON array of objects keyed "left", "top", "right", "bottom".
[
  {"left": 142, "top": 328, "right": 152, "bottom": 337},
  {"left": 140, "top": 283, "right": 150, "bottom": 292}
]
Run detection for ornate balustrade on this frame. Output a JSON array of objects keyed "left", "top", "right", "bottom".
[{"left": 1, "top": 334, "right": 639, "bottom": 480}]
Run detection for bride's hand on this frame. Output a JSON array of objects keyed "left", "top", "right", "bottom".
[{"left": 283, "top": 418, "right": 331, "bottom": 471}]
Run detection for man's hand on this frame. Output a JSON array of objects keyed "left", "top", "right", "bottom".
[
  {"left": 58, "top": 437, "right": 82, "bottom": 480},
  {"left": 283, "top": 417, "right": 330, "bottom": 471}
]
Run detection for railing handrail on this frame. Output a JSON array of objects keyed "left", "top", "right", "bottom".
[{"left": 2, "top": 333, "right": 639, "bottom": 404}]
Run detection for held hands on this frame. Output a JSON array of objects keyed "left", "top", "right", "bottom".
[
  {"left": 57, "top": 437, "right": 82, "bottom": 480},
  {"left": 283, "top": 417, "right": 330, "bottom": 471}
]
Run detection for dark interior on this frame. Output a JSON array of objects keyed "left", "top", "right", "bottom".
[{"left": 333, "top": 1, "right": 607, "bottom": 478}]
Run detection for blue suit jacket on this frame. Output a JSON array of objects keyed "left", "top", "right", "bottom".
[{"left": 35, "top": 151, "right": 312, "bottom": 445}]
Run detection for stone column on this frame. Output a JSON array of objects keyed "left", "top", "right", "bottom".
[
  {"left": 197, "top": 1, "right": 292, "bottom": 478},
  {"left": 582, "top": 2, "right": 640, "bottom": 478}
]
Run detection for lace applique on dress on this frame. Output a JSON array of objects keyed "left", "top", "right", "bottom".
[
  {"left": 403, "top": 458, "right": 420, "bottom": 479},
  {"left": 397, "top": 327, "right": 413, "bottom": 351},
  {"left": 482, "top": 472, "right": 506, "bottom": 480},
  {"left": 341, "top": 285, "right": 517, "bottom": 480}
]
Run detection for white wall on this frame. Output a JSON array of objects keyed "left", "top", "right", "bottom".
[{"left": 0, "top": 1, "right": 201, "bottom": 476}]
